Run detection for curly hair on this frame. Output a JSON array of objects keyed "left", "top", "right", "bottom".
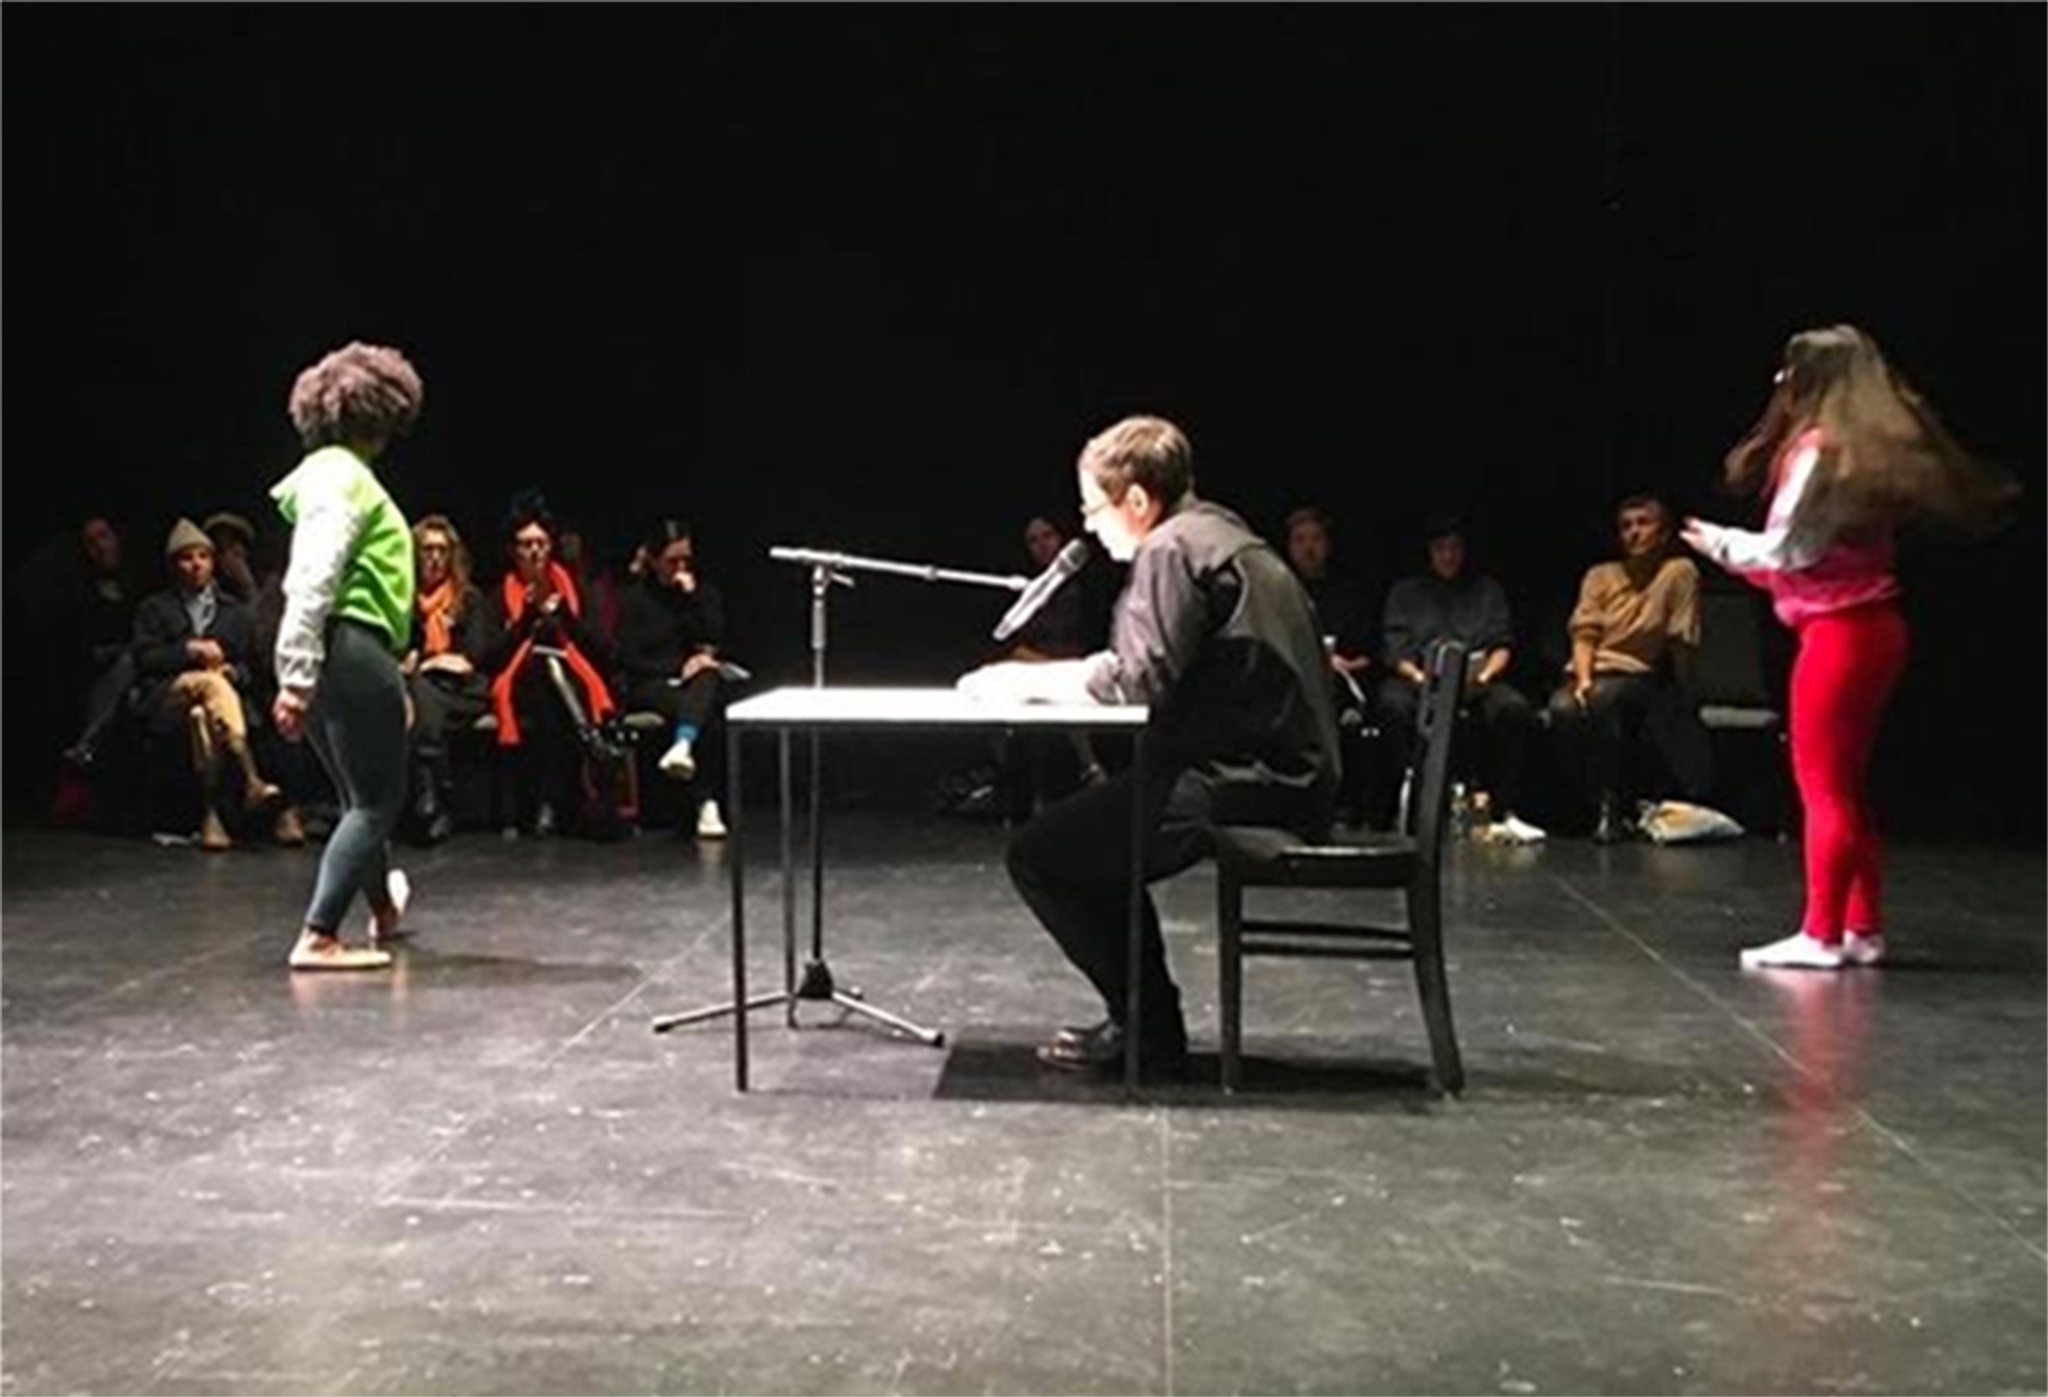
[
  {"left": 1722, "top": 325, "right": 2017, "bottom": 540},
  {"left": 287, "top": 341, "right": 425, "bottom": 450}
]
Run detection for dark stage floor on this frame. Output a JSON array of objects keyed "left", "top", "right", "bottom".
[{"left": 2, "top": 815, "right": 2042, "bottom": 1396}]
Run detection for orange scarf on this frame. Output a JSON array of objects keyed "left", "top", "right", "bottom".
[
  {"left": 490, "top": 561, "right": 617, "bottom": 747},
  {"left": 416, "top": 579, "right": 458, "bottom": 658}
]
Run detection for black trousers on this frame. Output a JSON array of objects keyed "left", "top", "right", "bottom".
[
  {"left": 72, "top": 651, "right": 138, "bottom": 751},
  {"left": 1546, "top": 673, "right": 1714, "bottom": 812},
  {"left": 1004, "top": 764, "right": 1219, "bottom": 1041},
  {"left": 502, "top": 664, "right": 597, "bottom": 820},
  {"left": 625, "top": 674, "right": 723, "bottom": 796},
  {"left": 1378, "top": 676, "right": 1535, "bottom": 814},
  {"left": 409, "top": 672, "right": 488, "bottom": 755}
]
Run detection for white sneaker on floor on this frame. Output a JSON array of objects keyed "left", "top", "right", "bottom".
[
  {"left": 1842, "top": 931, "right": 1886, "bottom": 967},
  {"left": 658, "top": 738, "right": 697, "bottom": 781},
  {"left": 369, "top": 868, "right": 412, "bottom": 944},
  {"left": 1739, "top": 931, "right": 1845, "bottom": 971},
  {"left": 696, "top": 799, "right": 728, "bottom": 839},
  {"left": 1493, "top": 813, "right": 1548, "bottom": 845}
]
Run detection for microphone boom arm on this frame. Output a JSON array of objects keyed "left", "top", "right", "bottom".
[{"left": 768, "top": 546, "right": 1027, "bottom": 592}]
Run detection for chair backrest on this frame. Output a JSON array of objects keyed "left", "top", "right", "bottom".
[
  {"left": 1692, "top": 588, "right": 1775, "bottom": 709},
  {"left": 1409, "top": 638, "right": 1468, "bottom": 867}
]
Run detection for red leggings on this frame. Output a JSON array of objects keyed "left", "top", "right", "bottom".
[{"left": 1789, "top": 603, "right": 1909, "bottom": 942}]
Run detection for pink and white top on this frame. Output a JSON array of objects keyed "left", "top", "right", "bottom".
[{"left": 1690, "top": 428, "right": 1900, "bottom": 628}]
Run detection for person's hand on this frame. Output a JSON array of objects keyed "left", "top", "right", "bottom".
[
  {"left": 1331, "top": 652, "right": 1371, "bottom": 678},
  {"left": 187, "top": 638, "right": 227, "bottom": 669},
  {"left": 680, "top": 651, "right": 719, "bottom": 682},
  {"left": 1678, "top": 517, "right": 1715, "bottom": 555},
  {"left": 1572, "top": 676, "right": 1594, "bottom": 709},
  {"left": 272, "top": 689, "right": 310, "bottom": 742},
  {"left": 401, "top": 650, "right": 420, "bottom": 676},
  {"left": 672, "top": 567, "right": 698, "bottom": 595},
  {"left": 422, "top": 653, "right": 473, "bottom": 677}
]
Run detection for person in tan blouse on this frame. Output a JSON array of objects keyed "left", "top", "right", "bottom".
[{"left": 1546, "top": 495, "right": 1714, "bottom": 841}]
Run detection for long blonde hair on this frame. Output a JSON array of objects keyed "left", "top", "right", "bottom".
[{"left": 412, "top": 513, "right": 474, "bottom": 622}]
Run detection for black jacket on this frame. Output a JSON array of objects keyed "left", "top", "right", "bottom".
[
  {"left": 1381, "top": 572, "right": 1514, "bottom": 670},
  {"left": 480, "top": 580, "right": 615, "bottom": 681},
  {"left": 1084, "top": 500, "right": 1341, "bottom": 831},
  {"left": 614, "top": 574, "right": 725, "bottom": 689},
  {"left": 130, "top": 585, "right": 260, "bottom": 713}
]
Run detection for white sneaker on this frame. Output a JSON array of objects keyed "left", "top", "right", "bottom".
[
  {"left": 1842, "top": 931, "right": 1886, "bottom": 967},
  {"left": 695, "top": 799, "right": 728, "bottom": 840},
  {"left": 369, "top": 868, "right": 411, "bottom": 945},
  {"left": 1739, "top": 931, "right": 1845, "bottom": 971},
  {"left": 658, "top": 737, "right": 697, "bottom": 781},
  {"left": 1494, "top": 813, "right": 1548, "bottom": 845}
]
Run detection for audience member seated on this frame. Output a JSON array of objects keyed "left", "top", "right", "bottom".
[
  {"left": 402, "top": 514, "right": 493, "bottom": 845},
  {"left": 131, "top": 518, "right": 288, "bottom": 850},
  {"left": 1380, "top": 514, "right": 1544, "bottom": 843},
  {"left": 556, "top": 522, "right": 624, "bottom": 646},
  {"left": 1283, "top": 504, "right": 1379, "bottom": 823},
  {"left": 204, "top": 510, "right": 309, "bottom": 844},
  {"left": 57, "top": 516, "right": 141, "bottom": 774},
  {"left": 1546, "top": 494, "right": 1715, "bottom": 842},
  {"left": 481, "top": 492, "right": 628, "bottom": 840},
  {"left": 614, "top": 517, "right": 733, "bottom": 839},
  {"left": 1005, "top": 513, "right": 1112, "bottom": 812}
]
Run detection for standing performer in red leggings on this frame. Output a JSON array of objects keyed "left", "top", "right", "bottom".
[{"left": 1682, "top": 325, "right": 2016, "bottom": 969}]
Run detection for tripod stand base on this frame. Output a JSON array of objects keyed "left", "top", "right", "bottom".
[{"left": 651, "top": 960, "right": 945, "bottom": 1047}]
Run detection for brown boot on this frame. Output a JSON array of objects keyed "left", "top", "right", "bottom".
[
  {"left": 273, "top": 806, "right": 306, "bottom": 847},
  {"left": 227, "top": 735, "right": 282, "bottom": 811},
  {"left": 189, "top": 709, "right": 231, "bottom": 850}
]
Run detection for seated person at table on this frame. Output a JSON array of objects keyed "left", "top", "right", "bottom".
[{"left": 958, "top": 416, "right": 1340, "bottom": 1076}]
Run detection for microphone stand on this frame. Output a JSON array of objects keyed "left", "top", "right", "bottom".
[{"left": 653, "top": 545, "right": 1027, "bottom": 1050}]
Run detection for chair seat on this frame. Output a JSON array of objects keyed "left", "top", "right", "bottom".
[
  {"left": 1698, "top": 704, "right": 1781, "bottom": 731},
  {"left": 1213, "top": 825, "right": 1418, "bottom": 888}
]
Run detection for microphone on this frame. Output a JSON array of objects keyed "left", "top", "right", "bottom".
[{"left": 992, "top": 538, "right": 1090, "bottom": 643}]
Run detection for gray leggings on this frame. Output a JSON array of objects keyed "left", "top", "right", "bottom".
[{"left": 302, "top": 620, "right": 408, "bottom": 934}]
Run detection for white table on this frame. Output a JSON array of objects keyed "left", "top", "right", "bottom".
[{"left": 649, "top": 686, "right": 1152, "bottom": 1091}]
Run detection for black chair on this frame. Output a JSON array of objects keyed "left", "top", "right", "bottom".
[
  {"left": 1213, "top": 639, "right": 1468, "bottom": 1095},
  {"left": 1693, "top": 587, "right": 1793, "bottom": 838}
]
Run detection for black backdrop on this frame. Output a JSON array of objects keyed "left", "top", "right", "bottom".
[{"left": 6, "top": 6, "right": 2042, "bottom": 843}]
